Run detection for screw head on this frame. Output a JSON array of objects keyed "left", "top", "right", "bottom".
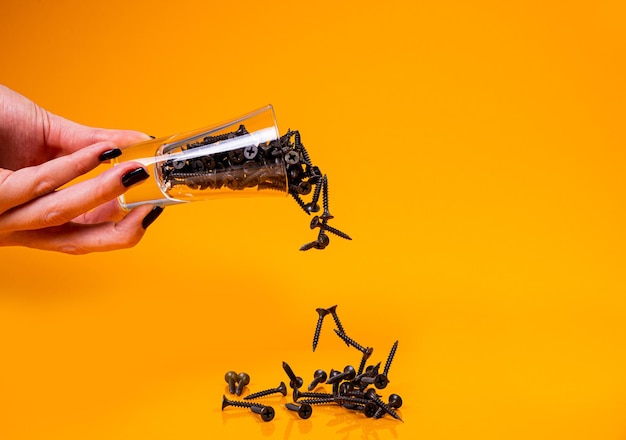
[
  {"left": 298, "top": 403, "right": 313, "bottom": 419},
  {"left": 277, "top": 381, "right": 288, "bottom": 396},
  {"left": 363, "top": 402, "right": 378, "bottom": 418}
]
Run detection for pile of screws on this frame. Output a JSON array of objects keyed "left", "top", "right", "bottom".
[
  {"left": 160, "top": 126, "right": 351, "bottom": 250},
  {"left": 220, "top": 305, "right": 402, "bottom": 423}
]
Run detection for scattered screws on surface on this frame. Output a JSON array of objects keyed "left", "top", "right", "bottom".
[{"left": 282, "top": 361, "right": 304, "bottom": 389}]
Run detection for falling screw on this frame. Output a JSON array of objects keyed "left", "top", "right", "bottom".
[
  {"left": 285, "top": 402, "right": 313, "bottom": 419},
  {"left": 320, "top": 174, "right": 334, "bottom": 220},
  {"left": 312, "top": 309, "right": 330, "bottom": 352},
  {"left": 235, "top": 372, "right": 250, "bottom": 396},
  {"left": 333, "top": 328, "right": 368, "bottom": 354},
  {"left": 243, "top": 381, "right": 287, "bottom": 400},
  {"left": 282, "top": 361, "right": 304, "bottom": 389},
  {"left": 305, "top": 180, "right": 322, "bottom": 213},
  {"left": 326, "top": 305, "right": 347, "bottom": 339},
  {"left": 308, "top": 369, "right": 328, "bottom": 391},
  {"left": 310, "top": 216, "right": 352, "bottom": 240},
  {"left": 224, "top": 371, "right": 238, "bottom": 395}
]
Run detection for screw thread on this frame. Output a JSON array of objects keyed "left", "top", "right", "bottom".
[
  {"left": 333, "top": 329, "right": 367, "bottom": 353},
  {"left": 371, "top": 396, "right": 403, "bottom": 422},
  {"left": 327, "top": 305, "right": 347, "bottom": 339},
  {"left": 312, "top": 308, "right": 329, "bottom": 352},
  {"left": 243, "top": 386, "right": 284, "bottom": 400},
  {"left": 383, "top": 340, "right": 399, "bottom": 376},
  {"left": 222, "top": 396, "right": 255, "bottom": 410}
]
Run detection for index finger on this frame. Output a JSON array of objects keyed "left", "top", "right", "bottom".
[{"left": 0, "top": 142, "right": 119, "bottom": 214}]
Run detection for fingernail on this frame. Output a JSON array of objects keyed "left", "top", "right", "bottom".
[
  {"left": 99, "top": 148, "right": 122, "bottom": 161},
  {"left": 122, "top": 167, "right": 149, "bottom": 187},
  {"left": 142, "top": 206, "right": 164, "bottom": 229},
  {"left": 149, "top": 135, "right": 156, "bottom": 139}
]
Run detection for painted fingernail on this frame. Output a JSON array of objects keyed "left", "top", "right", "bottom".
[
  {"left": 142, "top": 206, "right": 164, "bottom": 229},
  {"left": 122, "top": 167, "right": 149, "bottom": 187},
  {"left": 99, "top": 148, "right": 122, "bottom": 161},
  {"left": 149, "top": 135, "right": 156, "bottom": 139}
]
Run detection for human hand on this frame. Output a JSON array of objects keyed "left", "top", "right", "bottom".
[{"left": 0, "top": 84, "right": 163, "bottom": 254}]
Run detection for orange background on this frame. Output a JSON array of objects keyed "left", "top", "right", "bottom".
[{"left": 1, "top": 1, "right": 626, "bottom": 439}]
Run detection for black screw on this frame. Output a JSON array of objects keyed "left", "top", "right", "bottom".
[
  {"left": 333, "top": 328, "right": 368, "bottom": 353},
  {"left": 312, "top": 309, "right": 329, "bottom": 352},
  {"left": 224, "top": 370, "right": 238, "bottom": 395},
  {"left": 326, "top": 305, "right": 347, "bottom": 339},
  {"left": 285, "top": 402, "right": 313, "bottom": 419},
  {"left": 282, "top": 361, "right": 304, "bottom": 389},
  {"left": 250, "top": 404, "right": 276, "bottom": 422},
  {"left": 360, "top": 373, "right": 389, "bottom": 390},
  {"left": 308, "top": 369, "right": 328, "bottom": 391},
  {"left": 364, "top": 389, "right": 402, "bottom": 422},
  {"left": 293, "top": 388, "right": 333, "bottom": 401},
  {"left": 235, "top": 372, "right": 250, "bottom": 396},
  {"left": 310, "top": 216, "right": 352, "bottom": 240},
  {"left": 320, "top": 174, "right": 334, "bottom": 220},
  {"left": 221, "top": 396, "right": 275, "bottom": 422},
  {"left": 243, "top": 381, "right": 287, "bottom": 400},
  {"left": 326, "top": 365, "right": 356, "bottom": 384},
  {"left": 383, "top": 340, "right": 399, "bottom": 378},
  {"left": 373, "top": 393, "right": 403, "bottom": 419},
  {"left": 357, "top": 346, "right": 375, "bottom": 376}
]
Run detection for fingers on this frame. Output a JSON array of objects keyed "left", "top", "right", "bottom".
[
  {"left": 0, "top": 204, "right": 159, "bottom": 254},
  {"left": 45, "top": 112, "right": 152, "bottom": 156},
  {"left": 0, "top": 159, "right": 150, "bottom": 233},
  {"left": 0, "top": 142, "right": 122, "bottom": 215}
]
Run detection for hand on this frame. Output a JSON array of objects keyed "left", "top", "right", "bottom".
[{"left": 0, "top": 84, "right": 163, "bottom": 254}]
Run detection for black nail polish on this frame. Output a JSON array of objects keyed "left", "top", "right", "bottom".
[
  {"left": 122, "top": 167, "right": 149, "bottom": 187},
  {"left": 149, "top": 135, "right": 156, "bottom": 139},
  {"left": 142, "top": 206, "right": 164, "bottom": 229},
  {"left": 99, "top": 148, "right": 122, "bottom": 161}
]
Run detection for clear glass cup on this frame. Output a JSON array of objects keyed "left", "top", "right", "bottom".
[{"left": 113, "top": 105, "right": 287, "bottom": 209}]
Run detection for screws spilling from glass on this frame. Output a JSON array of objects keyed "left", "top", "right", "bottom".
[{"left": 160, "top": 126, "right": 351, "bottom": 250}]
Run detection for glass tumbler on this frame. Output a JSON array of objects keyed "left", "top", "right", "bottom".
[{"left": 113, "top": 105, "right": 287, "bottom": 209}]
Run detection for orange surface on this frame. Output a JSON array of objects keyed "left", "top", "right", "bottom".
[{"left": 1, "top": 1, "right": 626, "bottom": 439}]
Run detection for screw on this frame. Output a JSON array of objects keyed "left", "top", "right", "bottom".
[
  {"left": 312, "top": 309, "right": 329, "bottom": 352},
  {"left": 282, "top": 361, "right": 304, "bottom": 389},
  {"left": 293, "top": 388, "right": 333, "bottom": 401},
  {"left": 250, "top": 404, "right": 276, "bottom": 422},
  {"left": 333, "top": 328, "right": 368, "bottom": 353},
  {"left": 308, "top": 369, "right": 328, "bottom": 391},
  {"left": 285, "top": 402, "right": 313, "bottom": 419},
  {"left": 235, "top": 372, "right": 250, "bottom": 396},
  {"left": 360, "top": 373, "right": 389, "bottom": 390},
  {"left": 305, "top": 180, "right": 322, "bottom": 213},
  {"left": 320, "top": 174, "right": 334, "bottom": 220},
  {"left": 243, "top": 381, "right": 287, "bottom": 400},
  {"left": 326, "top": 365, "right": 356, "bottom": 385},
  {"left": 364, "top": 389, "right": 403, "bottom": 422},
  {"left": 310, "top": 216, "right": 352, "bottom": 240},
  {"left": 383, "top": 340, "right": 399, "bottom": 379},
  {"left": 224, "top": 371, "right": 238, "bottom": 395},
  {"left": 357, "top": 346, "right": 375, "bottom": 376},
  {"left": 221, "top": 396, "right": 275, "bottom": 422},
  {"left": 342, "top": 401, "right": 379, "bottom": 418},
  {"left": 326, "top": 305, "right": 347, "bottom": 338},
  {"left": 373, "top": 393, "right": 403, "bottom": 419}
]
